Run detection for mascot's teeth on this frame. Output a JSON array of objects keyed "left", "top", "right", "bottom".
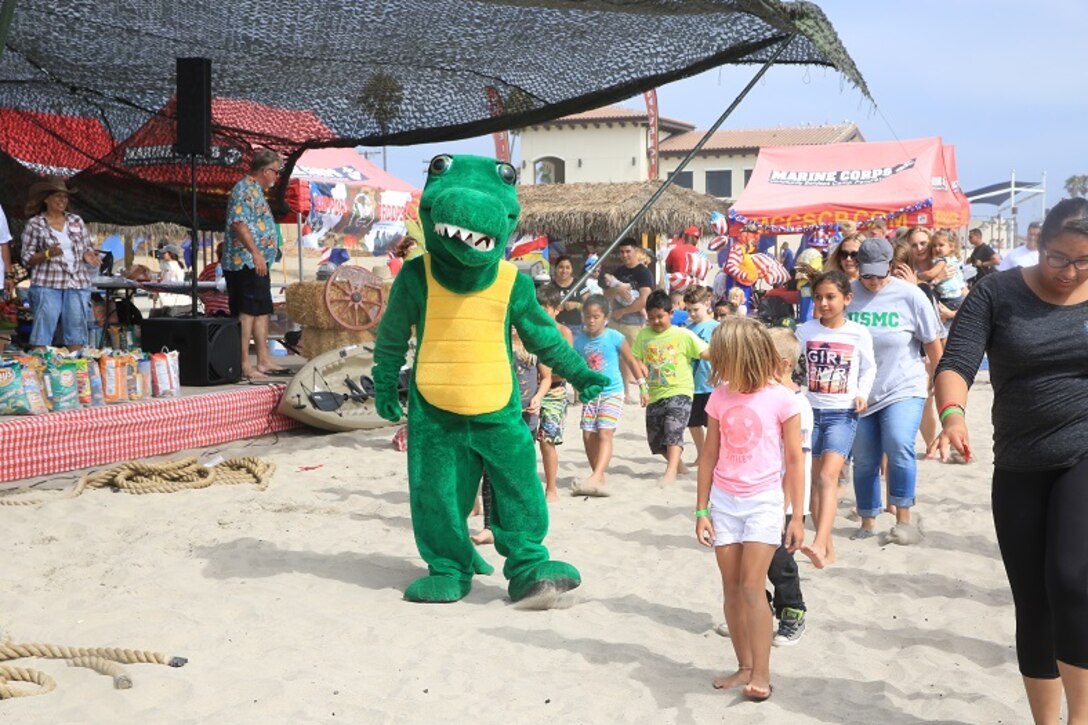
[{"left": 435, "top": 223, "right": 494, "bottom": 252}]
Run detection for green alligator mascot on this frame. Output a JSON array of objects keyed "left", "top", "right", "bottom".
[{"left": 372, "top": 154, "right": 609, "bottom": 605}]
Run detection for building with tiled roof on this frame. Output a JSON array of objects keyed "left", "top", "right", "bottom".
[{"left": 514, "top": 103, "right": 863, "bottom": 202}]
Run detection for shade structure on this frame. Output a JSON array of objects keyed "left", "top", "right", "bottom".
[
  {"left": 728, "top": 137, "right": 971, "bottom": 233},
  {"left": 516, "top": 180, "right": 730, "bottom": 242},
  {"left": 0, "top": 0, "right": 868, "bottom": 227}
]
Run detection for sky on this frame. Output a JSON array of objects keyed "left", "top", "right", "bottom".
[{"left": 382, "top": 1, "right": 1087, "bottom": 231}]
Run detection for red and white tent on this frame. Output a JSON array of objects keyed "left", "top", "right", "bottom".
[
  {"left": 286, "top": 147, "right": 420, "bottom": 253},
  {"left": 728, "top": 137, "right": 970, "bottom": 234}
]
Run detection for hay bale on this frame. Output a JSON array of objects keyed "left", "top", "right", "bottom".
[
  {"left": 285, "top": 281, "right": 339, "bottom": 329},
  {"left": 285, "top": 274, "right": 396, "bottom": 330},
  {"left": 300, "top": 326, "right": 376, "bottom": 359}
]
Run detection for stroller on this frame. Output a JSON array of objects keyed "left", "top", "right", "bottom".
[{"left": 754, "top": 291, "right": 797, "bottom": 331}]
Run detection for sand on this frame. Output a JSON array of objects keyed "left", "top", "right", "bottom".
[{"left": 1, "top": 373, "right": 1029, "bottom": 724}]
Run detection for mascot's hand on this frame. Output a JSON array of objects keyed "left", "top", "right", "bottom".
[
  {"left": 572, "top": 371, "right": 610, "bottom": 404},
  {"left": 375, "top": 389, "right": 403, "bottom": 422}
]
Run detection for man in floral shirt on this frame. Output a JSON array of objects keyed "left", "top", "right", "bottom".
[{"left": 223, "top": 148, "right": 286, "bottom": 379}]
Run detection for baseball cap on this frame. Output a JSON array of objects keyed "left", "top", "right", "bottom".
[
  {"left": 684, "top": 226, "right": 700, "bottom": 237},
  {"left": 858, "top": 237, "right": 893, "bottom": 277}
]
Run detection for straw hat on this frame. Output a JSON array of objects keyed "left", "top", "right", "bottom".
[{"left": 25, "top": 175, "right": 76, "bottom": 216}]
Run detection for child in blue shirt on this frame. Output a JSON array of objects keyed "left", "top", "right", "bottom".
[
  {"left": 683, "top": 286, "right": 719, "bottom": 462},
  {"left": 571, "top": 294, "right": 645, "bottom": 497}
]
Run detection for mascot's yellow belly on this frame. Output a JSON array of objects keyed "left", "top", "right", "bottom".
[{"left": 415, "top": 256, "right": 517, "bottom": 415}]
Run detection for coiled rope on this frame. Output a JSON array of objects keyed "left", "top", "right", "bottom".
[
  {"left": 0, "top": 456, "right": 275, "bottom": 506},
  {"left": 0, "top": 638, "right": 187, "bottom": 699}
]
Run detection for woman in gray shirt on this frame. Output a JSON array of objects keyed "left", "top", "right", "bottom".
[
  {"left": 932, "top": 198, "right": 1088, "bottom": 723},
  {"left": 847, "top": 238, "right": 943, "bottom": 544}
]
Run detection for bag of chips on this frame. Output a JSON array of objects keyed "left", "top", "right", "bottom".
[
  {"left": 75, "top": 358, "right": 92, "bottom": 406},
  {"left": 100, "top": 355, "right": 128, "bottom": 404},
  {"left": 151, "top": 350, "right": 181, "bottom": 398},
  {"left": 21, "top": 366, "right": 48, "bottom": 415},
  {"left": 136, "top": 355, "right": 152, "bottom": 402},
  {"left": 0, "top": 361, "right": 32, "bottom": 415},
  {"left": 85, "top": 356, "right": 104, "bottom": 406},
  {"left": 48, "top": 359, "right": 81, "bottom": 412}
]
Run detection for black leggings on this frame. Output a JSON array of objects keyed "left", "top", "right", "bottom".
[{"left": 992, "top": 458, "right": 1088, "bottom": 678}]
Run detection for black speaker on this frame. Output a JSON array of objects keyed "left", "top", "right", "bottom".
[
  {"left": 174, "top": 57, "right": 212, "bottom": 157},
  {"left": 141, "top": 317, "right": 242, "bottom": 386}
]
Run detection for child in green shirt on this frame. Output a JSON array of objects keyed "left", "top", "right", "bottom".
[{"left": 633, "top": 289, "right": 710, "bottom": 484}]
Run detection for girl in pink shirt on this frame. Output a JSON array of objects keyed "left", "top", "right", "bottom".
[{"left": 695, "top": 317, "right": 805, "bottom": 702}]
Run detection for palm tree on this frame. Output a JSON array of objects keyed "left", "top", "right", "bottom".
[{"left": 1065, "top": 174, "right": 1088, "bottom": 198}]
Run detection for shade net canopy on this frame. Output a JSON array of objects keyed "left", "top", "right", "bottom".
[
  {"left": 0, "top": 0, "right": 868, "bottom": 228},
  {"left": 729, "top": 136, "right": 970, "bottom": 233}
]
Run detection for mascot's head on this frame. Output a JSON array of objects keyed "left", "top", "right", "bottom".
[{"left": 419, "top": 154, "right": 520, "bottom": 270}]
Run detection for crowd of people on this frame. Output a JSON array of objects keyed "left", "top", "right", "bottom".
[{"left": 472, "top": 205, "right": 1087, "bottom": 714}]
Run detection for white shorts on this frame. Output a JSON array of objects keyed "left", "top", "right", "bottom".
[{"left": 710, "top": 486, "right": 784, "bottom": 547}]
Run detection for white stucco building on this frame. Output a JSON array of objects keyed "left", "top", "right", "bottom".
[{"left": 515, "top": 103, "right": 863, "bottom": 203}]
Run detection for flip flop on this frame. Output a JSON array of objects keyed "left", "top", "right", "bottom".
[
  {"left": 237, "top": 375, "right": 278, "bottom": 386},
  {"left": 258, "top": 367, "right": 293, "bottom": 377}
]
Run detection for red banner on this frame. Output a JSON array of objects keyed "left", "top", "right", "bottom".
[{"left": 643, "top": 89, "right": 659, "bottom": 180}]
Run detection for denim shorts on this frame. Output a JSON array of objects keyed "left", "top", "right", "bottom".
[
  {"left": 29, "top": 285, "right": 91, "bottom": 347},
  {"left": 811, "top": 408, "right": 859, "bottom": 458}
]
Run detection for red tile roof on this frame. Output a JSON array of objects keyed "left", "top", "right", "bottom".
[
  {"left": 532, "top": 104, "right": 695, "bottom": 133},
  {"left": 659, "top": 123, "right": 861, "bottom": 154}
]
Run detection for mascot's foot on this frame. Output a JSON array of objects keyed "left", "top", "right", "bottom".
[
  {"left": 404, "top": 575, "right": 472, "bottom": 603},
  {"left": 509, "top": 560, "right": 581, "bottom": 609},
  {"left": 473, "top": 550, "right": 495, "bottom": 576}
]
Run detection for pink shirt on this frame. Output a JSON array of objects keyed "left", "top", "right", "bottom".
[{"left": 705, "top": 382, "right": 800, "bottom": 497}]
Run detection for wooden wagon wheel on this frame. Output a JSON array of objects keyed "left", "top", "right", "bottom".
[{"left": 323, "top": 265, "right": 386, "bottom": 331}]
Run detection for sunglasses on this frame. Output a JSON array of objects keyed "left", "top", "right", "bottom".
[
  {"left": 839, "top": 251, "right": 859, "bottom": 260},
  {"left": 860, "top": 273, "right": 889, "bottom": 280},
  {"left": 1043, "top": 251, "right": 1088, "bottom": 271}
]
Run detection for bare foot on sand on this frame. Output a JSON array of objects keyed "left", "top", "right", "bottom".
[
  {"left": 544, "top": 487, "right": 559, "bottom": 503},
  {"left": 470, "top": 529, "right": 494, "bottom": 545},
  {"left": 801, "top": 543, "right": 833, "bottom": 569},
  {"left": 712, "top": 668, "right": 752, "bottom": 690},
  {"left": 743, "top": 680, "right": 773, "bottom": 701},
  {"left": 658, "top": 472, "right": 678, "bottom": 486},
  {"left": 677, "top": 461, "right": 691, "bottom": 475}
]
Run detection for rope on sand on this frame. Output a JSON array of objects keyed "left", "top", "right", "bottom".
[
  {"left": 0, "top": 456, "right": 275, "bottom": 506},
  {"left": 0, "top": 639, "right": 187, "bottom": 699}
]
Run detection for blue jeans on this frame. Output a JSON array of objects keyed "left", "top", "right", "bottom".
[
  {"left": 812, "top": 408, "right": 859, "bottom": 458},
  {"left": 29, "top": 286, "right": 91, "bottom": 347},
  {"left": 851, "top": 397, "right": 925, "bottom": 518}
]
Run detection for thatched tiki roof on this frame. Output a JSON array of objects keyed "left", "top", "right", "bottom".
[{"left": 515, "top": 180, "right": 730, "bottom": 242}]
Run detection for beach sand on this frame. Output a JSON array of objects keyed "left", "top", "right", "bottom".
[{"left": 2, "top": 374, "right": 1027, "bottom": 723}]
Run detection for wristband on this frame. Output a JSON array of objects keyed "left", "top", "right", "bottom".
[
  {"left": 939, "top": 406, "right": 965, "bottom": 423},
  {"left": 938, "top": 401, "right": 965, "bottom": 417},
  {"left": 695, "top": 508, "right": 710, "bottom": 518},
  {"left": 636, "top": 377, "right": 646, "bottom": 385}
]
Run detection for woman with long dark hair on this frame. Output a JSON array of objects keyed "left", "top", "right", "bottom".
[{"left": 931, "top": 197, "right": 1088, "bottom": 724}]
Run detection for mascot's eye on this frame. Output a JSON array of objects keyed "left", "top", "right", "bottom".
[
  {"left": 429, "top": 155, "right": 453, "bottom": 175},
  {"left": 496, "top": 162, "right": 517, "bottom": 185}
]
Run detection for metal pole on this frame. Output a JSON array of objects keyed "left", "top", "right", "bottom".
[
  {"left": 562, "top": 33, "right": 797, "bottom": 303},
  {"left": 296, "top": 211, "right": 304, "bottom": 282},
  {"left": 190, "top": 154, "right": 200, "bottom": 317},
  {"left": 1009, "top": 168, "right": 1017, "bottom": 252}
]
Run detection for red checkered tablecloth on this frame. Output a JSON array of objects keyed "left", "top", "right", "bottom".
[{"left": 0, "top": 384, "right": 300, "bottom": 483}]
